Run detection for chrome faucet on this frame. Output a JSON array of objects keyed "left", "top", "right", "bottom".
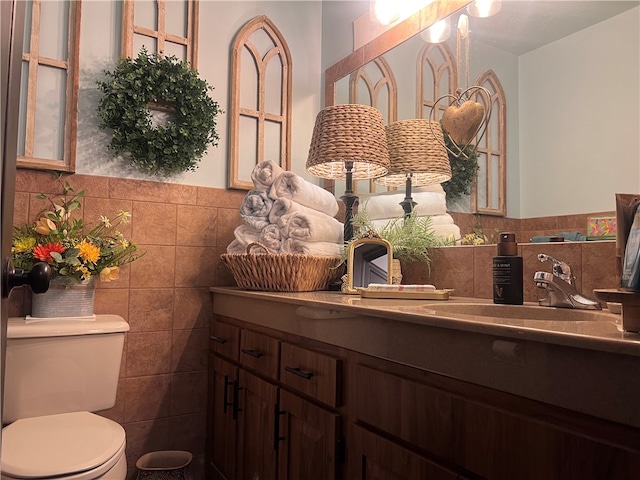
[{"left": 534, "top": 254, "right": 601, "bottom": 310}]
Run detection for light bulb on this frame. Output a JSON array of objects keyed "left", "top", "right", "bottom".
[
  {"left": 371, "top": 0, "right": 400, "bottom": 26},
  {"left": 420, "top": 18, "right": 451, "bottom": 43},
  {"left": 467, "top": 0, "right": 502, "bottom": 18}
]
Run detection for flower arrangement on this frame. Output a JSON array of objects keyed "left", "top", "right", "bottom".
[{"left": 12, "top": 181, "right": 143, "bottom": 283}]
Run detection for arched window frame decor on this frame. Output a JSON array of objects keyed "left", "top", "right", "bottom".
[
  {"left": 229, "top": 15, "right": 292, "bottom": 190},
  {"left": 416, "top": 42, "right": 457, "bottom": 119},
  {"left": 349, "top": 56, "right": 398, "bottom": 194},
  {"left": 472, "top": 70, "right": 507, "bottom": 216},
  {"left": 122, "top": 0, "right": 199, "bottom": 66},
  {"left": 17, "top": 0, "right": 82, "bottom": 172}
]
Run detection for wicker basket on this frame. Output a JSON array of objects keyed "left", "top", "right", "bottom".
[{"left": 221, "top": 242, "right": 342, "bottom": 292}]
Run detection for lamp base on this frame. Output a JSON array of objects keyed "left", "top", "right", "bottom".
[{"left": 399, "top": 175, "right": 415, "bottom": 219}]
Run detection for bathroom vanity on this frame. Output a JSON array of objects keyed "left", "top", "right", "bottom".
[{"left": 208, "top": 287, "right": 640, "bottom": 480}]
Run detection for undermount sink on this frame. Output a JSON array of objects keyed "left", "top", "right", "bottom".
[{"left": 418, "top": 302, "right": 620, "bottom": 322}]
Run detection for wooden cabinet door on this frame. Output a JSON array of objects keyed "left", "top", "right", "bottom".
[
  {"left": 277, "top": 389, "right": 341, "bottom": 480},
  {"left": 237, "top": 369, "right": 278, "bottom": 480},
  {"left": 349, "top": 424, "right": 460, "bottom": 480},
  {"left": 210, "top": 355, "right": 239, "bottom": 480}
]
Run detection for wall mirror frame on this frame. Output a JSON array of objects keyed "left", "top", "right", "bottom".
[{"left": 342, "top": 237, "right": 393, "bottom": 294}]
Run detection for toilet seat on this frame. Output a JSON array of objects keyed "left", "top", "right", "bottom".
[{"left": 1, "top": 411, "right": 126, "bottom": 479}]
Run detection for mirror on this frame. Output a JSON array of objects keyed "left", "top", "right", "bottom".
[
  {"left": 326, "top": 1, "right": 640, "bottom": 219},
  {"left": 342, "top": 237, "right": 393, "bottom": 294}
]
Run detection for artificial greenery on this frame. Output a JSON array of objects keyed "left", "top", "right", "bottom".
[
  {"left": 441, "top": 127, "right": 479, "bottom": 202},
  {"left": 96, "top": 48, "right": 221, "bottom": 176},
  {"left": 350, "top": 209, "right": 454, "bottom": 265}
]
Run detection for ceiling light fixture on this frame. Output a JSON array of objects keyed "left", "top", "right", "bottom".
[{"left": 467, "top": 0, "right": 502, "bottom": 18}]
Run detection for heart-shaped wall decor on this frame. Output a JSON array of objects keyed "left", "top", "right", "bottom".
[
  {"left": 441, "top": 100, "right": 485, "bottom": 145},
  {"left": 429, "top": 86, "right": 492, "bottom": 160}
]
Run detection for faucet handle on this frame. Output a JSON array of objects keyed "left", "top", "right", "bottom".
[{"left": 537, "top": 253, "right": 574, "bottom": 284}]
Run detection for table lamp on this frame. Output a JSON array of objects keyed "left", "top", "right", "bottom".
[
  {"left": 306, "top": 104, "right": 390, "bottom": 241},
  {"left": 375, "top": 119, "right": 451, "bottom": 218}
]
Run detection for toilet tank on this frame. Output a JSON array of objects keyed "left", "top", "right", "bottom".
[{"left": 3, "top": 315, "right": 129, "bottom": 424}]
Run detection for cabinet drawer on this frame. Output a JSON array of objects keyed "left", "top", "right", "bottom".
[
  {"left": 210, "top": 321, "right": 240, "bottom": 361},
  {"left": 239, "top": 330, "right": 280, "bottom": 380},
  {"left": 280, "top": 342, "right": 341, "bottom": 408}
]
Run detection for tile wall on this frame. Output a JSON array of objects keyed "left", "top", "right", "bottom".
[{"left": 8, "top": 171, "right": 244, "bottom": 479}]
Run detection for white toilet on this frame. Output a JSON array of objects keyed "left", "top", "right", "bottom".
[{"left": 1, "top": 315, "right": 129, "bottom": 479}]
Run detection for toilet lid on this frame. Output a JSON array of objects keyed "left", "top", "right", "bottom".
[{"left": 1, "top": 411, "right": 125, "bottom": 478}]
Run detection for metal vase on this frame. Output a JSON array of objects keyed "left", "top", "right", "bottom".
[{"left": 31, "top": 276, "right": 96, "bottom": 318}]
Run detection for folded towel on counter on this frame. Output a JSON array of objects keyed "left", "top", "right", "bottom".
[
  {"left": 251, "top": 160, "right": 285, "bottom": 191},
  {"left": 226, "top": 224, "right": 262, "bottom": 254},
  {"left": 280, "top": 238, "right": 343, "bottom": 257},
  {"left": 269, "top": 171, "right": 339, "bottom": 217},
  {"left": 280, "top": 209, "right": 344, "bottom": 243},
  {"left": 239, "top": 190, "right": 274, "bottom": 230},
  {"left": 258, "top": 224, "right": 283, "bottom": 252},
  {"left": 360, "top": 185, "right": 447, "bottom": 220},
  {"left": 269, "top": 198, "right": 322, "bottom": 225}
]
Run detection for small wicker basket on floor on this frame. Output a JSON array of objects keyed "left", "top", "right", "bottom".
[{"left": 221, "top": 242, "right": 342, "bottom": 292}]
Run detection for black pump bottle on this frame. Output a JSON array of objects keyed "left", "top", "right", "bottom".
[{"left": 493, "top": 232, "right": 523, "bottom": 305}]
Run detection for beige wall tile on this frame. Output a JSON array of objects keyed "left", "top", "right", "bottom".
[
  {"left": 173, "top": 287, "right": 212, "bottom": 330},
  {"left": 83, "top": 197, "right": 133, "bottom": 239},
  {"left": 216, "top": 207, "right": 242, "bottom": 247},
  {"left": 125, "top": 375, "right": 171, "bottom": 422},
  {"left": 127, "top": 331, "right": 172, "bottom": 377},
  {"left": 168, "top": 413, "right": 207, "bottom": 457},
  {"left": 109, "top": 178, "right": 176, "bottom": 203},
  {"left": 130, "top": 246, "right": 176, "bottom": 288},
  {"left": 170, "top": 371, "right": 208, "bottom": 415},
  {"left": 197, "top": 186, "right": 245, "bottom": 208},
  {"left": 473, "top": 245, "right": 494, "bottom": 299},
  {"left": 171, "top": 328, "right": 209, "bottom": 372},
  {"left": 128, "top": 288, "right": 174, "bottom": 332},
  {"left": 175, "top": 246, "right": 217, "bottom": 287},
  {"left": 94, "top": 288, "right": 129, "bottom": 319},
  {"left": 582, "top": 241, "right": 618, "bottom": 300},
  {"left": 429, "top": 246, "right": 475, "bottom": 296},
  {"left": 176, "top": 204, "right": 217, "bottom": 247},
  {"left": 132, "top": 202, "right": 177, "bottom": 245},
  {"left": 123, "top": 418, "right": 171, "bottom": 471}
]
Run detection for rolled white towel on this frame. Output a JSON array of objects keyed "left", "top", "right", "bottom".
[
  {"left": 280, "top": 209, "right": 344, "bottom": 244},
  {"left": 251, "top": 160, "right": 285, "bottom": 191},
  {"left": 370, "top": 213, "right": 455, "bottom": 230},
  {"left": 368, "top": 216, "right": 460, "bottom": 243},
  {"left": 360, "top": 186, "right": 447, "bottom": 220},
  {"left": 226, "top": 224, "right": 262, "bottom": 254},
  {"left": 281, "top": 238, "right": 343, "bottom": 257},
  {"left": 269, "top": 171, "right": 339, "bottom": 217},
  {"left": 258, "top": 224, "right": 283, "bottom": 252},
  {"left": 240, "top": 190, "right": 273, "bottom": 230},
  {"left": 269, "top": 198, "right": 324, "bottom": 226}
]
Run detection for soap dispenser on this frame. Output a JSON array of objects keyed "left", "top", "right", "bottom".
[{"left": 493, "top": 232, "right": 523, "bottom": 305}]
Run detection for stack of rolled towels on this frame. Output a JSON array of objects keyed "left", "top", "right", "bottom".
[
  {"left": 358, "top": 184, "right": 461, "bottom": 243},
  {"left": 227, "top": 160, "right": 344, "bottom": 257}
]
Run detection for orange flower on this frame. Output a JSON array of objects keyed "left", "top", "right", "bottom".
[
  {"left": 33, "top": 242, "right": 65, "bottom": 263},
  {"left": 99, "top": 266, "right": 120, "bottom": 282}
]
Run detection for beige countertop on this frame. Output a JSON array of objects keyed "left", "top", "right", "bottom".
[{"left": 211, "top": 287, "right": 640, "bottom": 427}]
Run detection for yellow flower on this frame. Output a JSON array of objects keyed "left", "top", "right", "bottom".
[
  {"left": 35, "top": 217, "right": 56, "bottom": 235},
  {"left": 13, "top": 237, "right": 36, "bottom": 253},
  {"left": 77, "top": 265, "right": 91, "bottom": 281},
  {"left": 99, "top": 266, "right": 120, "bottom": 282},
  {"left": 77, "top": 240, "right": 100, "bottom": 263},
  {"left": 119, "top": 211, "right": 131, "bottom": 224}
]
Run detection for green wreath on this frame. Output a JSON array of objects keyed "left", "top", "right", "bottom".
[{"left": 96, "top": 48, "right": 222, "bottom": 176}]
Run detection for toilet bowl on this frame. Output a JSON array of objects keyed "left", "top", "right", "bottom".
[
  {"left": 1, "top": 412, "right": 126, "bottom": 480},
  {"left": 0, "top": 316, "right": 129, "bottom": 479}
]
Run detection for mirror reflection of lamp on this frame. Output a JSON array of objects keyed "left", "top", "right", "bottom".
[
  {"left": 306, "top": 105, "right": 390, "bottom": 242},
  {"left": 375, "top": 119, "right": 451, "bottom": 218},
  {"left": 467, "top": 0, "right": 502, "bottom": 18},
  {"left": 420, "top": 18, "right": 452, "bottom": 43}
]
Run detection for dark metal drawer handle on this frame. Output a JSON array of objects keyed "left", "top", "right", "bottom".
[
  {"left": 241, "top": 348, "right": 264, "bottom": 359},
  {"left": 285, "top": 366, "right": 314, "bottom": 380},
  {"left": 210, "top": 336, "right": 228, "bottom": 344}
]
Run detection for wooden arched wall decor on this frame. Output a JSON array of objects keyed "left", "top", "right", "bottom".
[
  {"left": 229, "top": 15, "right": 292, "bottom": 190},
  {"left": 17, "top": 0, "right": 82, "bottom": 172},
  {"left": 349, "top": 56, "right": 398, "bottom": 194},
  {"left": 416, "top": 42, "right": 457, "bottom": 119},
  {"left": 472, "top": 70, "right": 507, "bottom": 216},
  {"left": 122, "top": 0, "right": 199, "bottom": 66}
]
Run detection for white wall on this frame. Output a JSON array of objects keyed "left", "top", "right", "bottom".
[
  {"left": 75, "top": 0, "right": 324, "bottom": 188},
  {"left": 518, "top": 6, "right": 640, "bottom": 218}
]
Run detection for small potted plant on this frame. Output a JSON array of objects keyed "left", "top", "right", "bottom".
[
  {"left": 350, "top": 209, "right": 454, "bottom": 284},
  {"left": 12, "top": 179, "right": 143, "bottom": 318}
]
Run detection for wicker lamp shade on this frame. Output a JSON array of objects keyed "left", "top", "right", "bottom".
[
  {"left": 306, "top": 104, "right": 390, "bottom": 180},
  {"left": 375, "top": 119, "right": 452, "bottom": 187}
]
